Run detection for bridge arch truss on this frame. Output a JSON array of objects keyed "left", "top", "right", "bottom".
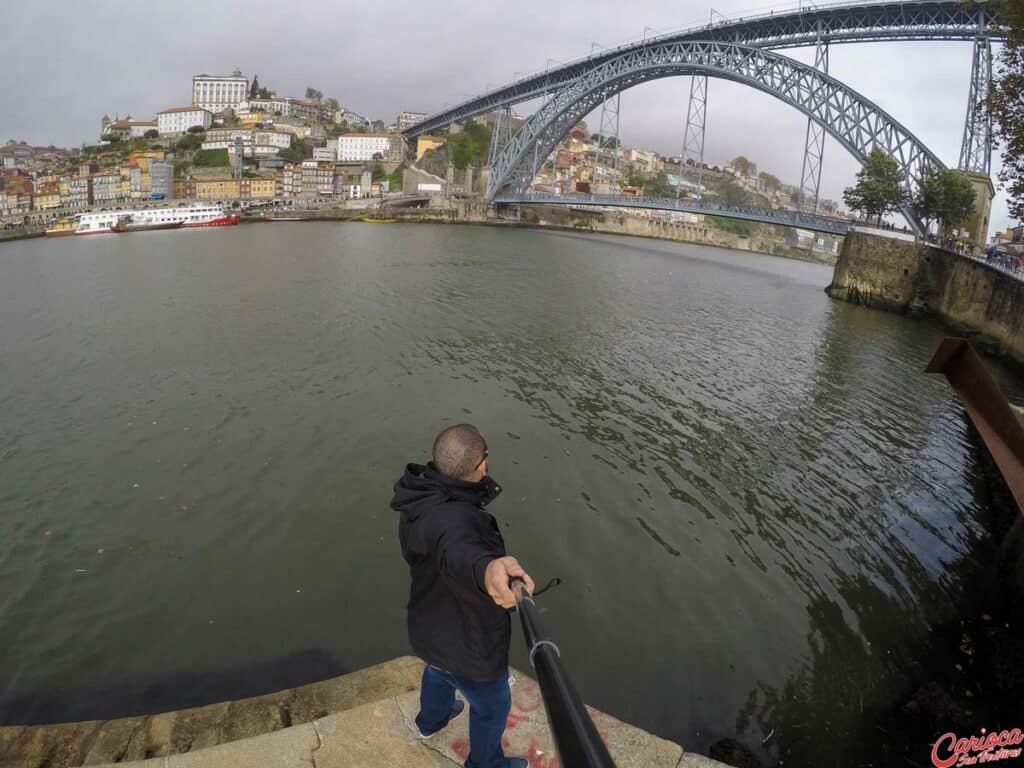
[
  {"left": 405, "top": 1, "right": 1004, "bottom": 138},
  {"left": 486, "top": 40, "right": 947, "bottom": 233}
]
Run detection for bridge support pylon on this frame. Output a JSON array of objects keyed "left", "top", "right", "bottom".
[
  {"left": 798, "top": 30, "right": 829, "bottom": 213},
  {"left": 957, "top": 26, "right": 994, "bottom": 245},
  {"left": 677, "top": 75, "right": 707, "bottom": 200},
  {"left": 958, "top": 35, "right": 993, "bottom": 176},
  {"left": 596, "top": 91, "right": 621, "bottom": 173}
]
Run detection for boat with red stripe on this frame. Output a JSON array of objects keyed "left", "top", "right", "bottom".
[{"left": 73, "top": 204, "right": 240, "bottom": 235}]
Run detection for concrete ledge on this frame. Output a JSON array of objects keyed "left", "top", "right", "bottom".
[
  {"left": 2, "top": 658, "right": 732, "bottom": 768},
  {"left": 0, "top": 657, "right": 423, "bottom": 767}
]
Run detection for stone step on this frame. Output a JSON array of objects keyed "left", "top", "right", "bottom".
[{"left": 0, "top": 656, "right": 424, "bottom": 768}]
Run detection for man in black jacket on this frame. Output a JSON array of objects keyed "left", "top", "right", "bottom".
[{"left": 392, "top": 424, "right": 534, "bottom": 768}]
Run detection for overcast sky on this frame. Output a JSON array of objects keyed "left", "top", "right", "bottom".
[{"left": 5, "top": 0, "right": 1013, "bottom": 232}]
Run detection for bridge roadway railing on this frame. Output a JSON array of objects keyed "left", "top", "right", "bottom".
[
  {"left": 493, "top": 192, "right": 854, "bottom": 235},
  {"left": 405, "top": 0, "right": 1004, "bottom": 137}
]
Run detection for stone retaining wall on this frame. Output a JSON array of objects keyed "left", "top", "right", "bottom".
[{"left": 827, "top": 230, "right": 1024, "bottom": 364}]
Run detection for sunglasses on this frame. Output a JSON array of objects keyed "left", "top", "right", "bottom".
[{"left": 474, "top": 447, "right": 489, "bottom": 471}]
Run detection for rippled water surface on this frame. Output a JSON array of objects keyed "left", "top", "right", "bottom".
[{"left": 0, "top": 223, "right": 1016, "bottom": 763}]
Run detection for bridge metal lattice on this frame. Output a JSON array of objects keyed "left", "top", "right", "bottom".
[
  {"left": 595, "top": 91, "right": 621, "bottom": 170},
  {"left": 404, "top": 1, "right": 1005, "bottom": 138},
  {"left": 485, "top": 40, "right": 944, "bottom": 233},
  {"left": 798, "top": 28, "right": 829, "bottom": 212},
  {"left": 677, "top": 75, "right": 708, "bottom": 199},
  {"left": 958, "top": 34, "right": 993, "bottom": 174},
  {"left": 487, "top": 106, "right": 514, "bottom": 171}
]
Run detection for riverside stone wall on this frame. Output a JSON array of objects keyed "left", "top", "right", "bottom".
[
  {"left": 516, "top": 203, "right": 832, "bottom": 261},
  {"left": 827, "top": 230, "right": 1024, "bottom": 364}
]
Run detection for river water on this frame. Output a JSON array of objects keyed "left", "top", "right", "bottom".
[{"left": 0, "top": 222, "right": 1017, "bottom": 764}]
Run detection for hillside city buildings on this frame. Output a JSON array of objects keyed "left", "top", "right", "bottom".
[
  {"left": 2, "top": 64, "right": 862, "bottom": 253},
  {"left": 395, "top": 111, "right": 427, "bottom": 131}
]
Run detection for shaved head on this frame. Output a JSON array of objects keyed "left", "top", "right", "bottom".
[{"left": 432, "top": 424, "right": 487, "bottom": 481}]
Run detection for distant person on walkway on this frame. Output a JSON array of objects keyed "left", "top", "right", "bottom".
[{"left": 392, "top": 424, "right": 534, "bottom": 768}]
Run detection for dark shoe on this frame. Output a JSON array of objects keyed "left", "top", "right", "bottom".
[
  {"left": 504, "top": 759, "right": 529, "bottom": 768},
  {"left": 415, "top": 699, "right": 465, "bottom": 738}
]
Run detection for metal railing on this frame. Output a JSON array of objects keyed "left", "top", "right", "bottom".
[{"left": 510, "top": 579, "right": 617, "bottom": 768}]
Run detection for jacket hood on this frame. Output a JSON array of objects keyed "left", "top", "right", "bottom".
[{"left": 390, "top": 462, "right": 502, "bottom": 520}]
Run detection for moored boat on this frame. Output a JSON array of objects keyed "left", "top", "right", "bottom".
[
  {"left": 44, "top": 218, "right": 76, "bottom": 237},
  {"left": 111, "top": 215, "right": 184, "bottom": 234},
  {"left": 74, "top": 204, "right": 240, "bottom": 235}
]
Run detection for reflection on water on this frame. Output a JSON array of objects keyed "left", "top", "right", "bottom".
[{"left": 0, "top": 224, "right": 1016, "bottom": 765}]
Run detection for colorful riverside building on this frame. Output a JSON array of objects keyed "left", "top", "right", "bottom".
[
  {"left": 90, "top": 170, "right": 129, "bottom": 206},
  {"left": 183, "top": 176, "right": 276, "bottom": 200},
  {"left": 32, "top": 181, "right": 61, "bottom": 210}
]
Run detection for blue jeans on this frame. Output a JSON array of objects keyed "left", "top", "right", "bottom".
[{"left": 415, "top": 664, "right": 511, "bottom": 768}]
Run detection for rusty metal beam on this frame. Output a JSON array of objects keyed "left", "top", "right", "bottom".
[{"left": 926, "top": 338, "right": 1024, "bottom": 515}]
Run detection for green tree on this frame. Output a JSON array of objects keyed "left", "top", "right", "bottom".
[
  {"left": 144, "top": 129, "right": 158, "bottom": 139},
  {"left": 842, "top": 148, "right": 905, "bottom": 223},
  {"left": 278, "top": 138, "right": 311, "bottom": 163},
  {"left": 707, "top": 215, "right": 756, "bottom": 237},
  {"left": 758, "top": 171, "right": 781, "bottom": 193},
  {"left": 249, "top": 74, "right": 260, "bottom": 99},
  {"left": 445, "top": 120, "right": 492, "bottom": 169},
  {"left": 910, "top": 167, "right": 945, "bottom": 232},
  {"left": 192, "top": 148, "right": 229, "bottom": 167},
  {"left": 387, "top": 162, "right": 406, "bottom": 190},
  {"left": 175, "top": 133, "right": 203, "bottom": 151},
  {"left": 717, "top": 177, "right": 749, "bottom": 207},
  {"left": 644, "top": 171, "right": 675, "bottom": 198},
  {"left": 986, "top": 0, "right": 1024, "bottom": 220},
  {"left": 325, "top": 97, "right": 339, "bottom": 113},
  {"left": 187, "top": 125, "right": 206, "bottom": 134},
  {"left": 305, "top": 87, "right": 323, "bottom": 101},
  {"left": 938, "top": 169, "right": 977, "bottom": 231},
  {"left": 731, "top": 155, "right": 756, "bottom": 177}
]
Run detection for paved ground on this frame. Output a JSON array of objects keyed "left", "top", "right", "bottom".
[{"left": 0, "top": 657, "right": 731, "bottom": 768}]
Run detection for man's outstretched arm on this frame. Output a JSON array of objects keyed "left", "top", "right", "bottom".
[{"left": 437, "top": 528, "right": 534, "bottom": 609}]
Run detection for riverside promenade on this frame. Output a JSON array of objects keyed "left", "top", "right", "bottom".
[{"left": 0, "top": 657, "right": 728, "bottom": 768}]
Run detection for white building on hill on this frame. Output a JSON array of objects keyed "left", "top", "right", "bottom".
[
  {"left": 336, "top": 133, "right": 398, "bottom": 162},
  {"left": 157, "top": 106, "right": 213, "bottom": 136},
  {"left": 192, "top": 71, "right": 249, "bottom": 113}
]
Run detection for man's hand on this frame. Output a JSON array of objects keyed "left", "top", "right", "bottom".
[{"left": 483, "top": 556, "right": 534, "bottom": 609}]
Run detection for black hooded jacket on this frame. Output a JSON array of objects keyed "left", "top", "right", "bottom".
[{"left": 391, "top": 462, "right": 510, "bottom": 682}]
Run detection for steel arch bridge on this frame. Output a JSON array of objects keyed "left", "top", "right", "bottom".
[
  {"left": 486, "top": 40, "right": 945, "bottom": 232},
  {"left": 403, "top": 0, "right": 1004, "bottom": 138}
]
